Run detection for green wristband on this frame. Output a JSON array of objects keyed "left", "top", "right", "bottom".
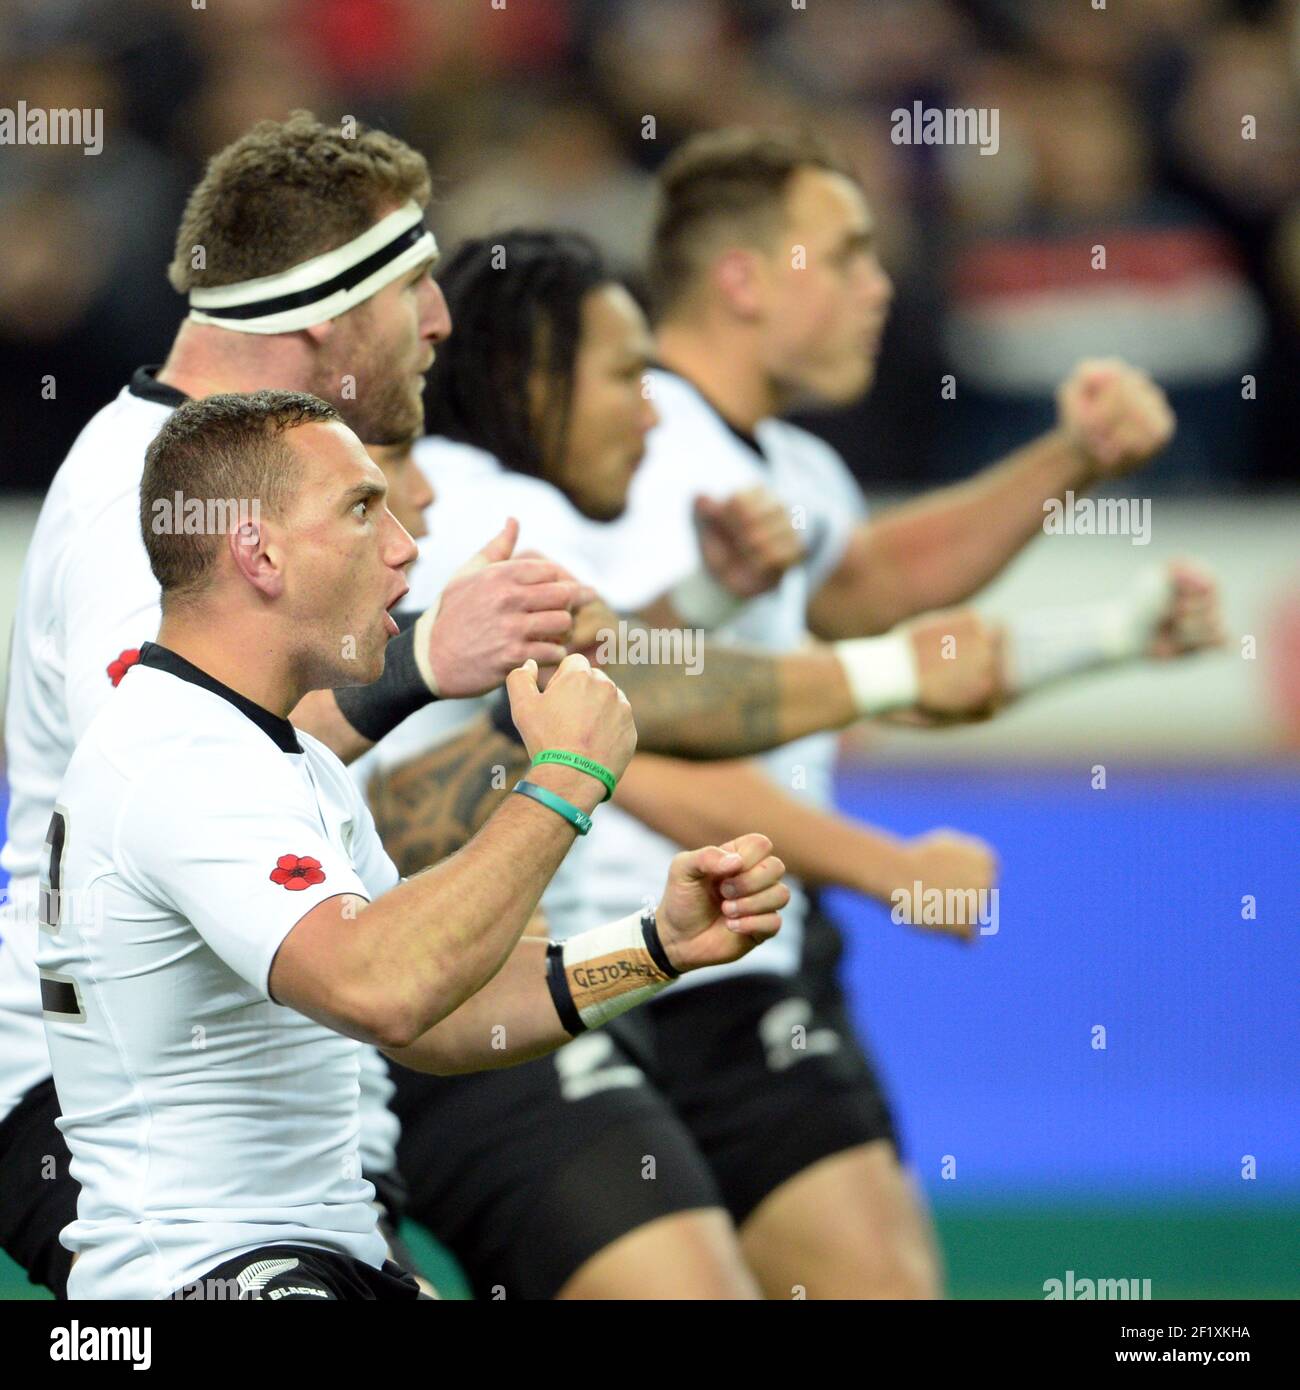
[
  {"left": 531, "top": 749, "right": 616, "bottom": 803},
  {"left": 512, "top": 779, "right": 593, "bottom": 836}
]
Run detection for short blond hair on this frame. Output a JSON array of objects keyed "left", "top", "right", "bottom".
[{"left": 649, "top": 127, "right": 850, "bottom": 317}]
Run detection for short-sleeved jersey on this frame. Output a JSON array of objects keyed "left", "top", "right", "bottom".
[
  {"left": 540, "top": 369, "right": 869, "bottom": 988},
  {"left": 363, "top": 407, "right": 866, "bottom": 987},
  {"left": 0, "top": 371, "right": 398, "bottom": 1183},
  {"left": 40, "top": 644, "right": 398, "bottom": 1300},
  {"left": 352, "top": 436, "right": 610, "bottom": 788}
]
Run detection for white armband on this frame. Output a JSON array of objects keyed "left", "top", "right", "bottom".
[
  {"left": 546, "top": 909, "right": 678, "bottom": 1034},
  {"left": 412, "top": 601, "right": 441, "bottom": 697},
  {"left": 833, "top": 632, "right": 921, "bottom": 715},
  {"left": 1003, "top": 567, "right": 1172, "bottom": 693}
]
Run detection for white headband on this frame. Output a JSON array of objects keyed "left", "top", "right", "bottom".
[{"left": 188, "top": 201, "right": 438, "bottom": 335}]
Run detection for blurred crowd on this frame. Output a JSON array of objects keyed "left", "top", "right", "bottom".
[{"left": 1, "top": 0, "right": 1297, "bottom": 493}]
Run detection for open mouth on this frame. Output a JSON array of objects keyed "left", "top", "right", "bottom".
[{"left": 384, "top": 585, "right": 409, "bottom": 638}]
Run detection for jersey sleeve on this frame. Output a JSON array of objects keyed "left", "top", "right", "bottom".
[
  {"left": 60, "top": 489, "right": 163, "bottom": 741},
  {"left": 116, "top": 754, "right": 374, "bottom": 1000},
  {"left": 791, "top": 434, "right": 869, "bottom": 595}
]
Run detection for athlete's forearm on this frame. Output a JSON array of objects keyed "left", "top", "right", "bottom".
[
  {"left": 607, "top": 641, "right": 857, "bottom": 758},
  {"left": 382, "top": 934, "right": 567, "bottom": 1074},
  {"left": 809, "top": 429, "right": 1094, "bottom": 638},
  {"left": 615, "top": 753, "right": 911, "bottom": 901},
  {"left": 319, "top": 763, "right": 601, "bottom": 1048}
]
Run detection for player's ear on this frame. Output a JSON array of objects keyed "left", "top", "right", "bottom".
[
  {"left": 227, "top": 518, "right": 284, "bottom": 598},
  {"left": 714, "top": 248, "right": 764, "bottom": 320}
]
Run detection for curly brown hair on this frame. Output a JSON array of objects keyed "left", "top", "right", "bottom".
[{"left": 168, "top": 110, "right": 431, "bottom": 293}]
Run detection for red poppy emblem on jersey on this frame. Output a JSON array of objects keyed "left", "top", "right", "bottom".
[
  {"left": 270, "top": 855, "right": 326, "bottom": 891},
  {"left": 107, "top": 648, "right": 141, "bottom": 687}
]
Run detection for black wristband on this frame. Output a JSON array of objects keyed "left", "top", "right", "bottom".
[
  {"left": 488, "top": 688, "right": 526, "bottom": 746},
  {"left": 545, "top": 940, "right": 586, "bottom": 1036},
  {"left": 333, "top": 615, "right": 436, "bottom": 743},
  {"left": 640, "top": 907, "right": 680, "bottom": 980}
]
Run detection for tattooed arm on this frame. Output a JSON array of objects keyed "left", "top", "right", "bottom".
[
  {"left": 594, "top": 637, "right": 857, "bottom": 759},
  {"left": 366, "top": 716, "right": 529, "bottom": 876}
]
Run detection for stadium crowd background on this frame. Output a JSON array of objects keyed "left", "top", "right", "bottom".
[
  {"left": 1, "top": 0, "right": 1296, "bottom": 1299},
  {"left": 2, "top": 0, "right": 1300, "bottom": 492}
]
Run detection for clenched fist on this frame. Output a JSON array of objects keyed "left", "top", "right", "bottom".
[
  {"left": 906, "top": 608, "right": 1003, "bottom": 717},
  {"left": 506, "top": 652, "right": 637, "bottom": 783},
  {"left": 1057, "top": 358, "right": 1175, "bottom": 478},
  {"left": 655, "top": 833, "right": 789, "bottom": 972},
  {"left": 423, "top": 520, "right": 598, "bottom": 697},
  {"left": 695, "top": 488, "right": 806, "bottom": 598},
  {"left": 1146, "top": 560, "right": 1225, "bottom": 660},
  {"left": 895, "top": 830, "right": 999, "bottom": 942}
]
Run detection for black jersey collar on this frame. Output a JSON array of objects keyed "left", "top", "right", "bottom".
[
  {"left": 129, "top": 366, "right": 189, "bottom": 408},
  {"left": 654, "top": 366, "right": 766, "bottom": 462},
  {"left": 138, "top": 642, "right": 302, "bottom": 754}
]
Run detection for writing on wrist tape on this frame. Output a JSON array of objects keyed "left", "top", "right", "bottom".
[
  {"left": 546, "top": 909, "right": 679, "bottom": 1034},
  {"left": 833, "top": 632, "right": 921, "bottom": 716},
  {"left": 670, "top": 568, "right": 746, "bottom": 630}
]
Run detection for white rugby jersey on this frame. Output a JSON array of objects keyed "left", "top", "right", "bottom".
[
  {"left": 0, "top": 371, "right": 399, "bottom": 1181},
  {"left": 546, "top": 368, "right": 868, "bottom": 988},
  {"left": 40, "top": 644, "right": 397, "bottom": 1300},
  {"left": 353, "top": 437, "right": 608, "bottom": 788},
  {"left": 371, "top": 409, "right": 865, "bottom": 987}
]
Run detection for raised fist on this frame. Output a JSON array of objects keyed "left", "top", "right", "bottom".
[
  {"left": 907, "top": 608, "right": 1003, "bottom": 717},
  {"left": 695, "top": 488, "right": 806, "bottom": 598},
  {"left": 1057, "top": 358, "right": 1175, "bottom": 478}
]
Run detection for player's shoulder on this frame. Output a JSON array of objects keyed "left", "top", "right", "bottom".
[
  {"left": 296, "top": 726, "right": 368, "bottom": 812},
  {"left": 412, "top": 435, "right": 502, "bottom": 491},
  {"left": 756, "top": 417, "right": 866, "bottom": 516},
  {"left": 636, "top": 368, "right": 764, "bottom": 500},
  {"left": 71, "top": 659, "right": 307, "bottom": 804},
  {"left": 29, "top": 376, "right": 176, "bottom": 603},
  {"left": 45, "top": 372, "right": 178, "bottom": 520}
]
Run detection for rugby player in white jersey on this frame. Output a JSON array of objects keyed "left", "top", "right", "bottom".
[
  {"left": 578, "top": 129, "right": 1222, "bottom": 1298},
  {"left": 0, "top": 112, "right": 609, "bottom": 1298},
  {"left": 37, "top": 388, "right": 790, "bottom": 1301},
  {"left": 358, "top": 228, "right": 1220, "bottom": 1299}
]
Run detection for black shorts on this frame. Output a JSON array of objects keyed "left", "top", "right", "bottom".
[
  {"left": 171, "top": 1244, "right": 425, "bottom": 1300},
  {"left": 388, "top": 1019, "right": 724, "bottom": 1301},
  {"left": 0, "top": 1076, "right": 77, "bottom": 1299},
  {"left": 391, "top": 897, "right": 898, "bottom": 1293},
  {"left": 642, "top": 964, "right": 899, "bottom": 1227}
]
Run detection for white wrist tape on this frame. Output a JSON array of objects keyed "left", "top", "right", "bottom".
[
  {"left": 412, "top": 602, "right": 441, "bottom": 698},
  {"left": 1004, "top": 567, "right": 1173, "bottom": 693},
  {"left": 670, "top": 568, "right": 747, "bottom": 630},
  {"left": 834, "top": 632, "right": 921, "bottom": 715},
  {"left": 547, "top": 910, "right": 677, "bottom": 1033}
]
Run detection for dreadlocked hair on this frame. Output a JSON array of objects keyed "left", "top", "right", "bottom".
[{"left": 424, "top": 229, "right": 613, "bottom": 477}]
